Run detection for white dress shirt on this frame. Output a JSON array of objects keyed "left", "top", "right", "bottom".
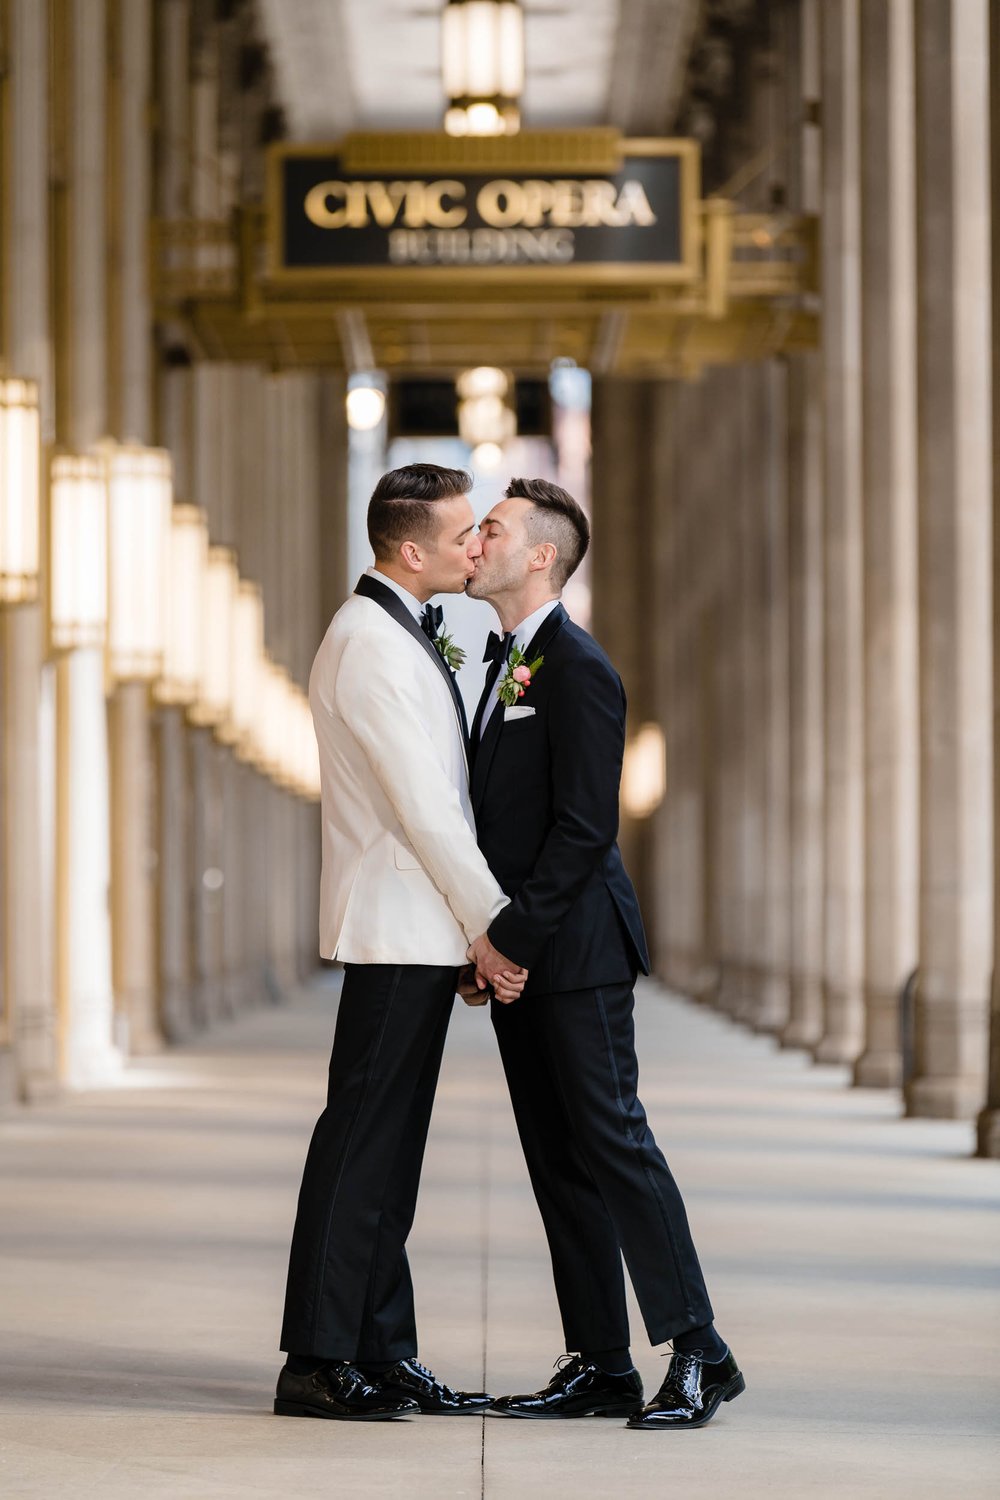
[
  {"left": 364, "top": 566, "right": 425, "bottom": 623},
  {"left": 479, "top": 597, "right": 560, "bottom": 737}
]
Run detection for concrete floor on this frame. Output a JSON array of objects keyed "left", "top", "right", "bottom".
[{"left": 0, "top": 975, "right": 997, "bottom": 1500}]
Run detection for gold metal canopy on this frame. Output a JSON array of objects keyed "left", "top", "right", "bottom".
[{"left": 151, "top": 131, "right": 818, "bottom": 379}]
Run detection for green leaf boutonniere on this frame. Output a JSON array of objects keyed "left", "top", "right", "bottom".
[
  {"left": 497, "top": 644, "right": 544, "bottom": 707},
  {"left": 433, "top": 630, "right": 467, "bottom": 674}
]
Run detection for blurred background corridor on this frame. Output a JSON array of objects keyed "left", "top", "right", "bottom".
[
  {"left": 0, "top": 0, "right": 998, "bottom": 1488},
  {"left": 0, "top": 0, "right": 997, "bottom": 1146}
]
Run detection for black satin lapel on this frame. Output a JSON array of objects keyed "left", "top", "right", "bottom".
[
  {"left": 472, "top": 689, "right": 505, "bottom": 814},
  {"left": 523, "top": 601, "right": 568, "bottom": 663},
  {"left": 470, "top": 659, "right": 502, "bottom": 746},
  {"left": 353, "top": 574, "right": 469, "bottom": 743}
]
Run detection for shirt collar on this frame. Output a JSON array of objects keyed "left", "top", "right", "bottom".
[
  {"left": 366, "top": 566, "right": 424, "bottom": 623},
  {"left": 510, "top": 598, "right": 560, "bottom": 654}
]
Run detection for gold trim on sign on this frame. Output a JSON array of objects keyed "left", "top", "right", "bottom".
[
  {"left": 339, "top": 128, "right": 624, "bottom": 174},
  {"left": 264, "top": 135, "right": 701, "bottom": 289}
]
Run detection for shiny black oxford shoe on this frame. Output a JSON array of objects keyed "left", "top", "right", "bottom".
[
  {"left": 627, "top": 1348, "right": 745, "bottom": 1431},
  {"left": 360, "top": 1357, "right": 493, "bottom": 1415},
  {"left": 489, "top": 1355, "right": 643, "bottom": 1420},
  {"left": 274, "top": 1361, "right": 419, "bottom": 1421}
]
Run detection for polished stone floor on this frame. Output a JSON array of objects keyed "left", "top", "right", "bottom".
[{"left": 0, "top": 974, "right": 997, "bottom": 1498}]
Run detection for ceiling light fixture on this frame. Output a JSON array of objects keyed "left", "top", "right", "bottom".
[
  {"left": 442, "top": 0, "right": 524, "bottom": 138},
  {"left": 346, "top": 373, "right": 387, "bottom": 432}
]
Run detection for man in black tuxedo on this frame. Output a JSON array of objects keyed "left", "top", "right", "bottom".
[{"left": 464, "top": 477, "right": 744, "bottom": 1430}]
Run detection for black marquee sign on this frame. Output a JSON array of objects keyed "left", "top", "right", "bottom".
[{"left": 266, "top": 140, "right": 699, "bottom": 284}]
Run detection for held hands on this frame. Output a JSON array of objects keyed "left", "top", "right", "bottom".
[
  {"left": 466, "top": 933, "right": 528, "bottom": 1005},
  {"left": 457, "top": 963, "right": 489, "bottom": 1006}
]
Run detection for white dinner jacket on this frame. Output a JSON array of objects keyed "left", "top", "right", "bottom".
[{"left": 309, "top": 590, "right": 507, "bottom": 964}]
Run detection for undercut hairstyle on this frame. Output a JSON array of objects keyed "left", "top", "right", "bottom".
[
  {"left": 505, "top": 476, "right": 591, "bottom": 589},
  {"left": 368, "top": 463, "right": 473, "bottom": 561}
]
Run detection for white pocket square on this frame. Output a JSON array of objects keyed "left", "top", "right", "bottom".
[{"left": 504, "top": 705, "right": 536, "bottom": 721}]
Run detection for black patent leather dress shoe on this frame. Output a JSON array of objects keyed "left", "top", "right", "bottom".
[
  {"left": 361, "top": 1357, "right": 493, "bottom": 1415},
  {"left": 627, "top": 1349, "right": 745, "bottom": 1430},
  {"left": 490, "top": 1355, "right": 643, "bottom": 1419},
  {"left": 274, "top": 1361, "right": 419, "bottom": 1420}
]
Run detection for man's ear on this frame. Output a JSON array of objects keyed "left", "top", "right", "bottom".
[
  {"left": 530, "top": 542, "right": 557, "bottom": 574},
  {"left": 400, "top": 541, "right": 424, "bottom": 572}
]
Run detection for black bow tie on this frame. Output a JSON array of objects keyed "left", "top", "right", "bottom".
[
  {"left": 420, "top": 603, "right": 444, "bottom": 641},
  {"left": 483, "top": 630, "right": 514, "bottom": 665}
]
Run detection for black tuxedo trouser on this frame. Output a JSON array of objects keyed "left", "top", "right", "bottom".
[
  {"left": 491, "top": 980, "right": 714, "bottom": 1351},
  {"left": 280, "top": 963, "right": 457, "bottom": 1363}
]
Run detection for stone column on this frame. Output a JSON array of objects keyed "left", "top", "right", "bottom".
[
  {"left": 855, "top": 0, "right": 920, "bottom": 1089},
  {"left": 781, "top": 0, "right": 826, "bottom": 1053},
  {"left": 654, "top": 379, "right": 709, "bottom": 995},
  {"left": 108, "top": 0, "right": 160, "bottom": 1055},
  {"left": 908, "top": 0, "right": 993, "bottom": 1119},
  {"left": 714, "top": 366, "right": 750, "bottom": 1017},
  {"left": 56, "top": 0, "right": 120, "bottom": 1086},
  {"left": 733, "top": 365, "right": 770, "bottom": 1027},
  {"left": 154, "top": 0, "right": 196, "bottom": 1039},
  {"left": 190, "top": 727, "right": 224, "bottom": 1026},
  {"left": 758, "top": 360, "right": 792, "bottom": 1035},
  {"left": 590, "top": 377, "right": 656, "bottom": 916},
  {"left": 155, "top": 702, "right": 192, "bottom": 1040},
  {"left": 817, "top": 0, "right": 866, "bottom": 1065},
  {"left": 783, "top": 351, "right": 826, "bottom": 1050},
  {"left": 976, "top": 0, "right": 1000, "bottom": 1159},
  {"left": 2, "top": 0, "right": 59, "bottom": 1099},
  {"left": 652, "top": 380, "right": 683, "bottom": 989}
]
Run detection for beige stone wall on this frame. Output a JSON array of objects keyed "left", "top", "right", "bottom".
[
  {"left": 590, "top": 0, "right": 995, "bottom": 1144},
  {"left": 0, "top": 0, "right": 337, "bottom": 1102}
]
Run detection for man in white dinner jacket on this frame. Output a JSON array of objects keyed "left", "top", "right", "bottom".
[{"left": 275, "top": 463, "right": 526, "bottom": 1423}]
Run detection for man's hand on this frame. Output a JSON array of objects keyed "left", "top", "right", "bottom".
[
  {"left": 467, "top": 934, "right": 528, "bottom": 1004},
  {"left": 456, "top": 963, "right": 489, "bottom": 1007}
]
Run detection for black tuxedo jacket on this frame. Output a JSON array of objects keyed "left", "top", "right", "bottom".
[{"left": 472, "top": 603, "right": 650, "bottom": 997}]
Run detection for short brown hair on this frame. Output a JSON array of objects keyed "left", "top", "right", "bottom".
[
  {"left": 504, "top": 476, "right": 590, "bottom": 588},
  {"left": 367, "top": 463, "right": 472, "bottom": 561}
]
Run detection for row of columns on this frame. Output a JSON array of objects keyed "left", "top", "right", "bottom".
[
  {"left": 592, "top": 0, "right": 995, "bottom": 1141},
  {"left": 0, "top": 0, "right": 340, "bottom": 1105}
]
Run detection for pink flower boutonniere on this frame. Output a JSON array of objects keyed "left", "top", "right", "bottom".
[{"left": 497, "top": 645, "right": 544, "bottom": 708}]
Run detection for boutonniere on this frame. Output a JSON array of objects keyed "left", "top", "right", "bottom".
[
  {"left": 433, "top": 630, "right": 467, "bottom": 674},
  {"left": 497, "top": 645, "right": 544, "bottom": 707}
]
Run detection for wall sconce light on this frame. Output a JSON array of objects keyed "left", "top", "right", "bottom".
[
  {"left": 49, "top": 452, "right": 107, "bottom": 651},
  {"left": 443, "top": 0, "right": 524, "bottom": 137},
  {"left": 224, "top": 579, "right": 264, "bottom": 756},
  {"left": 156, "top": 505, "right": 209, "bottom": 707},
  {"left": 0, "top": 378, "right": 41, "bottom": 605},
  {"left": 252, "top": 657, "right": 290, "bottom": 781},
  {"left": 106, "top": 444, "right": 172, "bottom": 683},
  {"left": 291, "top": 694, "right": 321, "bottom": 801},
  {"left": 622, "top": 722, "right": 666, "bottom": 819},
  {"left": 189, "top": 545, "right": 237, "bottom": 728}
]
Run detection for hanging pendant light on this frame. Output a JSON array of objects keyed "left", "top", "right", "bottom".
[
  {"left": 456, "top": 366, "right": 517, "bottom": 446},
  {"left": 442, "top": 0, "right": 524, "bottom": 137}
]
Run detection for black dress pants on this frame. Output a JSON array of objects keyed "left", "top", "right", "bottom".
[
  {"left": 491, "top": 980, "right": 714, "bottom": 1351},
  {"left": 280, "top": 963, "right": 457, "bottom": 1363}
]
